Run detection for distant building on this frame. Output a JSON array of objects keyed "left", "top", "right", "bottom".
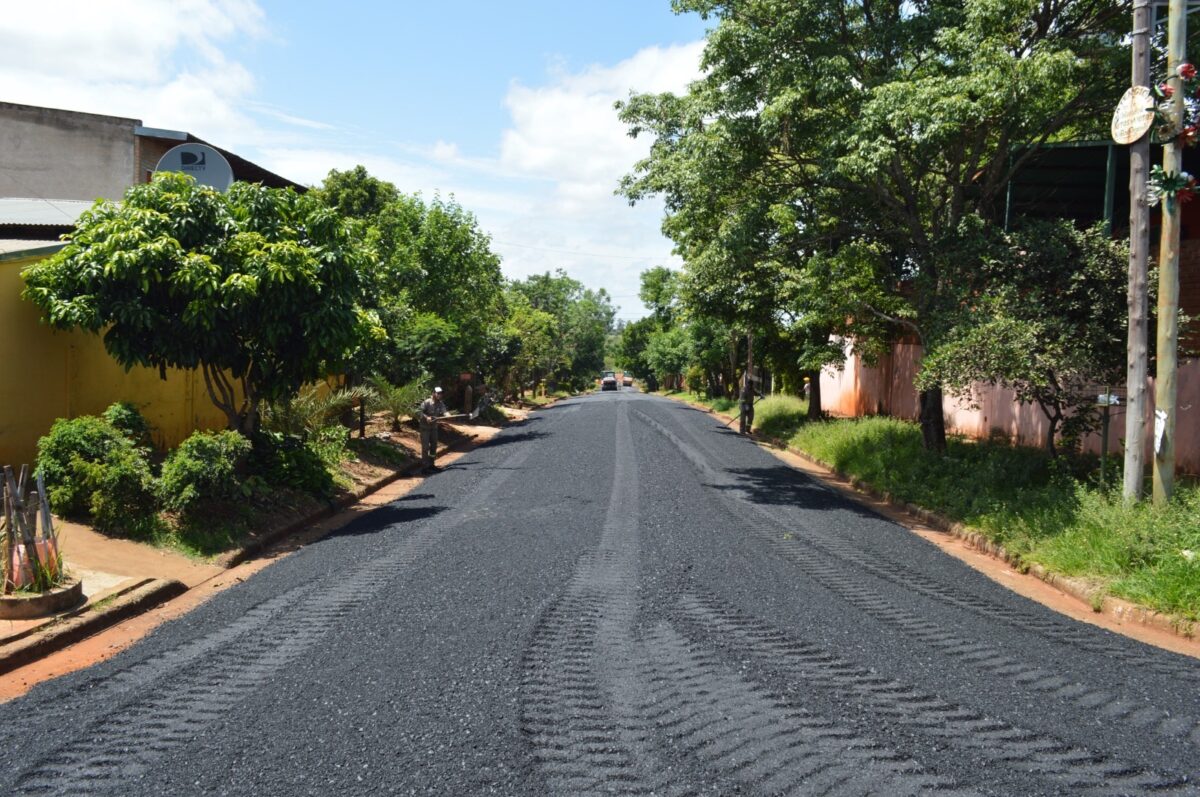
[{"left": 0, "top": 101, "right": 302, "bottom": 239}]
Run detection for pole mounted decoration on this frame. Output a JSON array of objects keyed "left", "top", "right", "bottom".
[{"left": 1152, "top": 0, "right": 1186, "bottom": 505}]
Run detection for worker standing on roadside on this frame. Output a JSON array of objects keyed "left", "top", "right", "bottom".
[{"left": 419, "top": 386, "right": 447, "bottom": 473}]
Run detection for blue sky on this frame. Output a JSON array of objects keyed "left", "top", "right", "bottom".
[{"left": 1, "top": 1, "right": 711, "bottom": 320}]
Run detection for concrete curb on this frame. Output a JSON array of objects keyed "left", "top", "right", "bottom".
[
  {"left": 0, "top": 578, "right": 187, "bottom": 677},
  {"left": 218, "top": 429, "right": 485, "bottom": 569},
  {"left": 663, "top": 393, "right": 1197, "bottom": 642}
]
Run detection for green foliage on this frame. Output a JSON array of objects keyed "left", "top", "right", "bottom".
[
  {"left": 621, "top": 0, "right": 1129, "bottom": 449},
  {"left": 37, "top": 416, "right": 130, "bottom": 516},
  {"left": 644, "top": 325, "right": 691, "bottom": 383},
  {"left": 101, "top": 402, "right": 153, "bottom": 447},
  {"left": 750, "top": 395, "right": 809, "bottom": 440},
  {"left": 75, "top": 444, "right": 161, "bottom": 537},
  {"left": 509, "top": 270, "right": 615, "bottom": 388},
  {"left": 685, "top": 364, "right": 706, "bottom": 396},
  {"left": 248, "top": 431, "right": 337, "bottom": 497},
  {"left": 367, "top": 374, "right": 429, "bottom": 430},
  {"left": 36, "top": 414, "right": 159, "bottom": 536},
  {"left": 261, "top": 384, "right": 376, "bottom": 438},
  {"left": 23, "top": 173, "right": 379, "bottom": 434},
  {"left": 160, "top": 430, "right": 252, "bottom": 515},
  {"left": 918, "top": 221, "right": 1129, "bottom": 455},
  {"left": 311, "top": 165, "right": 399, "bottom": 221}
]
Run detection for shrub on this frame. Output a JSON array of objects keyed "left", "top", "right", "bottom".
[
  {"left": 685, "top": 365, "right": 706, "bottom": 396},
  {"left": 75, "top": 444, "right": 161, "bottom": 537},
  {"left": 261, "top": 384, "right": 376, "bottom": 437},
  {"left": 248, "top": 430, "right": 336, "bottom": 497},
  {"left": 37, "top": 416, "right": 129, "bottom": 516},
  {"left": 102, "top": 401, "right": 153, "bottom": 447},
  {"left": 160, "top": 430, "right": 252, "bottom": 514}
]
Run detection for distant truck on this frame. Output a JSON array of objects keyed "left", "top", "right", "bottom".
[{"left": 601, "top": 371, "right": 619, "bottom": 391}]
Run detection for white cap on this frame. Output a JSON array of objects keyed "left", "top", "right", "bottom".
[{"left": 434, "top": 386, "right": 443, "bottom": 393}]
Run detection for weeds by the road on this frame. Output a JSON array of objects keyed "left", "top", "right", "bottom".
[
  {"left": 793, "top": 416, "right": 1200, "bottom": 621},
  {"left": 752, "top": 395, "right": 809, "bottom": 439},
  {"left": 661, "top": 393, "right": 1200, "bottom": 623}
]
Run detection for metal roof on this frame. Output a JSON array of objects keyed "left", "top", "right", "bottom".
[
  {"left": 0, "top": 198, "right": 94, "bottom": 227},
  {"left": 0, "top": 240, "right": 65, "bottom": 261}
]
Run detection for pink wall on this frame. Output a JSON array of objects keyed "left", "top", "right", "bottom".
[{"left": 819, "top": 340, "right": 1200, "bottom": 474}]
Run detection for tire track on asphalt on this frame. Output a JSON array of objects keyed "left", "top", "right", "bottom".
[
  {"left": 651, "top": 404, "right": 1198, "bottom": 679},
  {"left": 523, "top": 397, "right": 977, "bottom": 795},
  {"left": 670, "top": 590, "right": 1194, "bottom": 795},
  {"left": 640, "top": 621, "right": 976, "bottom": 796},
  {"left": 7, "top": 411, "right": 567, "bottom": 796},
  {"left": 520, "top": 400, "right": 676, "bottom": 795},
  {"left": 632, "top": 405, "right": 1200, "bottom": 750}
]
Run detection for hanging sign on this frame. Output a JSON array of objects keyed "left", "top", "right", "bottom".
[{"left": 1111, "top": 86, "right": 1156, "bottom": 145}]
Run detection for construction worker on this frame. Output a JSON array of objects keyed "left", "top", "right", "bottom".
[{"left": 418, "top": 386, "right": 447, "bottom": 472}]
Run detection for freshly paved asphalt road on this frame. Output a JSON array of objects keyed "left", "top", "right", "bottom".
[{"left": 2, "top": 391, "right": 1200, "bottom": 796}]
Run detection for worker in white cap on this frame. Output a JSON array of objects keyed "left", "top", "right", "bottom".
[{"left": 418, "top": 386, "right": 448, "bottom": 472}]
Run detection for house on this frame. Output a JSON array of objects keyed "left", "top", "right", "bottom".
[{"left": 0, "top": 101, "right": 303, "bottom": 466}]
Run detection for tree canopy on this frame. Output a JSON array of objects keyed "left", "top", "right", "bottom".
[{"left": 24, "top": 173, "right": 378, "bottom": 433}]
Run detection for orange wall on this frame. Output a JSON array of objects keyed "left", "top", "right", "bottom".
[{"left": 819, "top": 340, "right": 1200, "bottom": 474}]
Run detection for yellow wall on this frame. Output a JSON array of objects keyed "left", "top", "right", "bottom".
[{"left": 1, "top": 253, "right": 235, "bottom": 467}]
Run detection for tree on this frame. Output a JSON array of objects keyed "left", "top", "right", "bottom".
[
  {"left": 511, "top": 270, "right": 616, "bottom": 388},
  {"left": 919, "top": 220, "right": 1129, "bottom": 456},
  {"left": 23, "top": 173, "right": 377, "bottom": 434},
  {"left": 644, "top": 325, "right": 692, "bottom": 389},
  {"left": 621, "top": 0, "right": 1128, "bottom": 450},
  {"left": 376, "top": 194, "right": 505, "bottom": 377},
  {"left": 311, "top": 165, "right": 399, "bottom": 221}
]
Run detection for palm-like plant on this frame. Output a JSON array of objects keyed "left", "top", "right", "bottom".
[
  {"left": 368, "top": 374, "right": 430, "bottom": 431},
  {"left": 261, "top": 384, "right": 377, "bottom": 437}
]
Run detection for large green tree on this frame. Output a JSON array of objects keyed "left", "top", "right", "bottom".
[
  {"left": 24, "top": 173, "right": 378, "bottom": 433},
  {"left": 621, "top": 0, "right": 1128, "bottom": 449}
]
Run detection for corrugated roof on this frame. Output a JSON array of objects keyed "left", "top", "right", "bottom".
[
  {"left": 0, "top": 198, "right": 94, "bottom": 226},
  {"left": 0, "top": 240, "right": 65, "bottom": 261}
]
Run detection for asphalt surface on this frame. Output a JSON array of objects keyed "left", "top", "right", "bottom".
[{"left": 2, "top": 390, "right": 1199, "bottom": 796}]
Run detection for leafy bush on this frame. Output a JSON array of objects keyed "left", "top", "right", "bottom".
[
  {"left": 160, "top": 430, "right": 252, "bottom": 514},
  {"left": 102, "top": 401, "right": 152, "bottom": 447},
  {"left": 685, "top": 365, "right": 706, "bottom": 396},
  {"left": 37, "top": 416, "right": 130, "bottom": 516},
  {"left": 75, "top": 444, "right": 161, "bottom": 537},
  {"left": 261, "top": 384, "right": 376, "bottom": 438},
  {"left": 248, "top": 430, "right": 337, "bottom": 497},
  {"left": 35, "top": 414, "right": 159, "bottom": 536}
]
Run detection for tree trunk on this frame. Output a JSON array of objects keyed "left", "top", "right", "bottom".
[
  {"left": 918, "top": 387, "right": 946, "bottom": 452},
  {"left": 806, "top": 369, "right": 822, "bottom": 421}
]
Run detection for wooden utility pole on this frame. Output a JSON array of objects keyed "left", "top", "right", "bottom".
[
  {"left": 1124, "top": 0, "right": 1152, "bottom": 500},
  {"left": 740, "top": 331, "right": 755, "bottom": 434},
  {"left": 1154, "top": 0, "right": 1185, "bottom": 505}
]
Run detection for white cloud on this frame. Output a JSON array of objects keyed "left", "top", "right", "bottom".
[
  {"left": 0, "top": 0, "right": 267, "bottom": 146},
  {"left": 0, "top": 2, "right": 701, "bottom": 320}
]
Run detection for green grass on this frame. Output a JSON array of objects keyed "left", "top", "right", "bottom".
[
  {"left": 751, "top": 395, "right": 810, "bottom": 439},
  {"left": 659, "top": 389, "right": 738, "bottom": 414},
  {"left": 785, "top": 416, "right": 1200, "bottom": 621}
]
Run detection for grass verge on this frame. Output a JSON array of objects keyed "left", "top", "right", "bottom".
[{"left": 663, "top": 393, "right": 1200, "bottom": 623}]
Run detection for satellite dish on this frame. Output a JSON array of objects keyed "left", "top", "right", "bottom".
[{"left": 154, "top": 143, "right": 234, "bottom": 191}]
